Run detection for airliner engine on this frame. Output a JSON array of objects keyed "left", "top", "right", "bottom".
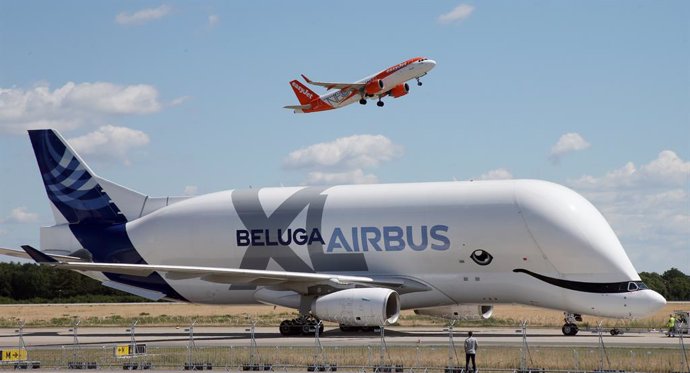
[
  {"left": 414, "top": 305, "right": 494, "bottom": 321},
  {"left": 312, "top": 288, "right": 400, "bottom": 326},
  {"left": 364, "top": 79, "right": 385, "bottom": 95},
  {"left": 390, "top": 83, "right": 410, "bottom": 98}
]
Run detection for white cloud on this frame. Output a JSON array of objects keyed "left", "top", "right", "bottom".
[
  {"left": 169, "top": 96, "right": 191, "bottom": 107},
  {"left": 284, "top": 134, "right": 403, "bottom": 171},
  {"left": 549, "top": 132, "right": 591, "bottom": 163},
  {"left": 572, "top": 150, "right": 690, "bottom": 190},
  {"left": 116, "top": 5, "right": 171, "bottom": 25},
  {"left": 3, "top": 207, "right": 39, "bottom": 224},
  {"left": 208, "top": 15, "right": 220, "bottom": 28},
  {"left": 303, "top": 169, "right": 378, "bottom": 186},
  {"left": 183, "top": 186, "right": 198, "bottom": 196},
  {"left": 284, "top": 135, "right": 403, "bottom": 186},
  {"left": 477, "top": 168, "right": 513, "bottom": 180},
  {"left": 569, "top": 150, "right": 690, "bottom": 272},
  {"left": 69, "top": 125, "right": 150, "bottom": 165},
  {"left": 0, "top": 82, "right": 161, "bottom": 134},
  {"left": 438, "top": 4, "right": 475, "bottom": 24}
]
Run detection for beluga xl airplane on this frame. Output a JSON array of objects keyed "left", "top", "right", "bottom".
[
  {"left": 1, "top": 129, "right": 665, "bottom": 336},
  {"left": 284, "top": 57, "right": 436, "bottom": 113}
]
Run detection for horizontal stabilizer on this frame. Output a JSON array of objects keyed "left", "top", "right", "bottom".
[{"left": 283, "top": 104, "right": 311, "bottom": 110}]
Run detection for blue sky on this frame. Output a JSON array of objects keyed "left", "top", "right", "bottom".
[{"left": 0, "top": 1, "right": 687, "bottom": 273}]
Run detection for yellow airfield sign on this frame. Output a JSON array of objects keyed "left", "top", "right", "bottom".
[
  {"left": 115, "top": 345, "right": 130, "bottom": 356},
  {"left": 0, "top": 349, "right": 27, "bottom": 361}
]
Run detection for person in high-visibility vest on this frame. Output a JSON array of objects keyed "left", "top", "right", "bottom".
[{"left": 667, "top": 314, "right": 676, "bottom": 337}]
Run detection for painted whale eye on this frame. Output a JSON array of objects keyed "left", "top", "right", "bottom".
[{"left": 471, "top": 249, "right": 493, "bottom": 266}]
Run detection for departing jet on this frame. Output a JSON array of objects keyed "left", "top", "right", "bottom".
[
  {"left": 1, "top": 130, "right": 666, "bottom": 337},
  {"left": 284, "top": 57, "right": 436, "bottom": 113}
]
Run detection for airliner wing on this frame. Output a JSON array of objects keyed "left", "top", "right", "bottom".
[
  {"left": 21, "top": 245, "right": 428, "bottom": 295},
  {"left": 301, "top": 74, "right": 366, "bottom": 91},
  {"left": 0, "top": 247, "right": 86, "bottom": 262}
]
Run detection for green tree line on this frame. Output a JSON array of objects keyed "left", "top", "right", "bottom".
[
  {"left": 0, "top": 263, "right": 146, "bottom": 303},
  {"left": 639, "top": 268, "right": 690, "bottom": 301},
  {"left": 0, "top": 262, "right": 688, "bottom": 303}
]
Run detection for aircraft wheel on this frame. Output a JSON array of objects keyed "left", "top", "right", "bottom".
[
  {"left": 280, "top": 320, "right": 292, "bottom": 336},
  {"left": 417, "top": 81, "right": 423, "bottom": 86},
  {"left": 359, "top": 98, "right": 367, "bottom": 105},
  {"left": 376, "top": 101, "right": 384, "bottom": 107},
  {"left": 302, "top": 325, "right": 312, "bottom": 335},
  {"left": 562, "top": 323, "right": 579, "bottom": 336}
]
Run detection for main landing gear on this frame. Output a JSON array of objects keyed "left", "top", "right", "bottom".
[
  {"left": 359, "top": 98, "right": 367, "bottom": 105},
  {"left": 279, "top": 315, "right": 324, "bottom": 336},
  {"left": 562, "top": 312, "right": 582, "bottom": 336},
  {"left": 376, "top": 98, "right": 384, "bottom": 107}
]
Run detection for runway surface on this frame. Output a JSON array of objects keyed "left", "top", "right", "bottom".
[{"left": 0, "top": 326, "right": 683, "bottom": 349}]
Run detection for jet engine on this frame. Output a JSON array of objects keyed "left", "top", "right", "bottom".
[
  {"left": 364, "top": 79, "right": 385, "bottom": 95},
  {"left": 390, "top": 83, "right": 409, "bottom": 98},
  {"left": 312, "top": 288, "right": 400, "bottom": 326},
  {"left": 414, "top": 305, "right": 493, "bottom": 321}
]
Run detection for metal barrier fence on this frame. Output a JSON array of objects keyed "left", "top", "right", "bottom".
[{"left": 1, "top": 344, "right": 688, "bottom": 372}]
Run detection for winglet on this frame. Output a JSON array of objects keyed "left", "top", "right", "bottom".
[
  {"left": 21, "top": 245, "right": 59, "bottom": 263},
  {"left": 301, "top": 74, "right": 313, "bottom": 84}
]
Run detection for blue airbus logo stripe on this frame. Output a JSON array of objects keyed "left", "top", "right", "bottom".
[{"left": 29, "top": 130, "right": 125, "bottom": 224}]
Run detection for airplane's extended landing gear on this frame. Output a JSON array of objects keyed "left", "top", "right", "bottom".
[
  {"left": 562, "top": 312, "right": 582, "bottom": 336},
  {"left": 416, "top": 77, "right": 423, "bottom": 86},
  {"left": 377, "top": 99, "right": 384, "bottom": 107},
  {"left": 279, "top": 315, "right": 324, "bottom": 336},
  {"left": 359, "top": 98, "right": 367, "bottom": 105}
]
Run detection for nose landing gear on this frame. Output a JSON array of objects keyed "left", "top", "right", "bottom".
[
  {"left": 562, "top": 312, "right": 582, "bottom": 336},
  {"left": 415, "top": 77, "right": 423, "bottom": 86}
]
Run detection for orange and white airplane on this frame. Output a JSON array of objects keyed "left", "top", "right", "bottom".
[{"left": 284, "top": 57, "right": 436, "bottom": 113}]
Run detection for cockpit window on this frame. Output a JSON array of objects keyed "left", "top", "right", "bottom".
[{"left": 627, "top": 281, "right": 648, "bottom": 291}]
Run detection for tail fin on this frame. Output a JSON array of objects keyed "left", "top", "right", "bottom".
[
  {"left": 289, "top": 79, "right": 318, "bottom": 105},
  {"left": 28, "top": 129, "right": 136, "bottom": 225}
]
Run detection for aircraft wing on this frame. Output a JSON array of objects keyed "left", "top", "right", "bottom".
[
  {"left": 301, "top": 74, "right": 366, "bottom": 91},
  {"left": 21, "top": 245, "right": 429, "bottom": 295},
  {"left": 0, "top": 246, "right": 86, "bottom": 262}
]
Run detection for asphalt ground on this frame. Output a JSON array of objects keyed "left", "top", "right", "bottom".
[{"left": 0, "top": 326, "right": 685, "bottom": 349}]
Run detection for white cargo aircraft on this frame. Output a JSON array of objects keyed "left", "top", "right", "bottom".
[{"left": 1, "top": 130, "right": 666, "bottom": 336}]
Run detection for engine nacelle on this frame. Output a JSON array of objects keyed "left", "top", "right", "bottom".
[
  {"left": 364, "top": 79, "right": 385, "bottom": 95},
  {"left": 312, "top": 288, "right": 400, "bottom": 326},
  {"left": 414, "top": 305, "right": 493, "bottom": 321},
  {"left": 390, "top": 83, "right": 409, "bottom": 98}
]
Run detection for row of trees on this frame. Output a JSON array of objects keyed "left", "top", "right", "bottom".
[
  {"left": 0, "top": 262, "right": 688, "bottom": 303},
  {"left": 640, "top": 268, "right": 690, "bottom": 301},
  {"left": 0, "top": 263, "right": 144, "bottom": 303}
]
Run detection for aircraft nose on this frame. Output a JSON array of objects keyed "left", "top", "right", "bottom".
[
  {"left": 645, "top": 289, "right": 667, "bottom": 313},
  {"left": 424, "top": 59, "right": 437, "bottom": 69},
  {"left": 630, "top": 289, "right": 666, "bottom": 318}
]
